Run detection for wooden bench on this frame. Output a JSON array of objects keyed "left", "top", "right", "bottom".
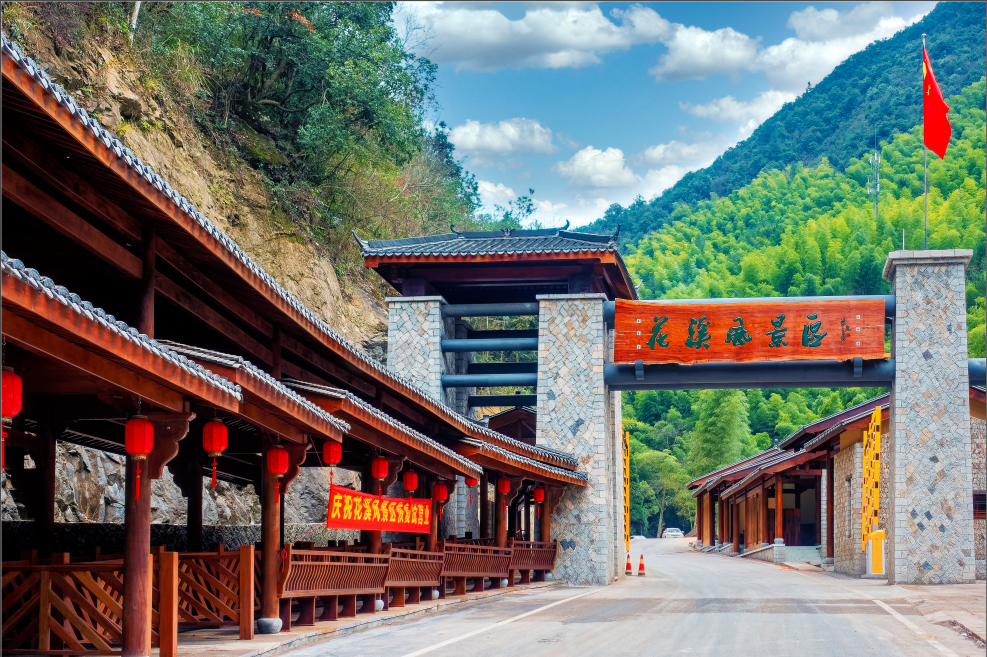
[
  {"left": 382, "top": 546, "right": 443, "bottom": 609},
  {"left": 507, "top": 539, "right": 557, "bottom": 585},
  {"left": 275, "top": 545, "right": 390, "bottom": 631},
  {"left": 439, "top": 541, "right": 513, "bottom": 596}
]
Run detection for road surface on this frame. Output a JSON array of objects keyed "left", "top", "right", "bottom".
[{"left": 284, "top": 538, "right": 980, "bottom": 656}]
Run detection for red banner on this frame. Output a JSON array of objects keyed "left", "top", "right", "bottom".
[{"left": 325, "top": 484, "right": 432, "bottom": 533}]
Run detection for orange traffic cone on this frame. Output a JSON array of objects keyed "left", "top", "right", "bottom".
[
  {"left": 625, "top": 553, "right": 633, "bottom": 575},
  {"left": 637, "top": 555, "right": 646, "bottom": 576}
]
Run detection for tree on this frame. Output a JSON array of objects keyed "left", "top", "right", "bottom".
[{"left": 687, "top": 389, "right": 752, "bottom": 477}]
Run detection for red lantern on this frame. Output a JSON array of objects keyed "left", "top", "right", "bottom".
[
  {"left": 1, "top": 366, "right": 22, "bottom": 471},
  {"left": 497, "top": 478, "right": 511, "bottom": 514},
  {"left": 324, "top": 441, "right": 342, "bottom": 466},
  {"left": 402, "top": 470, "right": 418, "bottom": 494},
  {"left": 267, "top": 445, "right": 289, "bottom": 496},
  {"left": 125, "top": 415, "right": 154, "bottom": 501},
  {"left": 202, "top": 418, "right": 227, "bottom": 489},
  {"left": 465, "top": 476, "right": 478, "bottom": 505},
  {"left": 371, "top": 456, "right": 388, "bottom": 496},
  {"left": 533, "top": 486, "right": 546, "bottom": 518},
  {"left": 433, "top": 482, "right": 448, "bottom": 521}
]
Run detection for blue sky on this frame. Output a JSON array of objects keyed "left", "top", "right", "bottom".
[{"left": 394, "top": 1, "right": 935, "bottom": 227}]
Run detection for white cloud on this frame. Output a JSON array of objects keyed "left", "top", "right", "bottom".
[
  {"left": 680, "top": 90, "right": 798, "bottom": 136},
  {"left": 648, "top": 25, "right": 759, "bottom": 82},
  {"left": 638, "top": 166, "right": 694, "bottom": 200},
  {"left": 634, "top": 134, "right": 731, "bottom": 167},
  {"left": 477, "top": 180, "right": 516, "bottom": 207},
  {"left": 552, "top": 146, "right": 640, "bottom": 189},
  {"left": 395, "top": 2, "right": 672, "bottom": 71},
  {"left": 449, "top": 118, "right": 557, "bottom": 168},
  {"left": 533, "top": 198, "right": 568, "bottom": 213},
  {"left": 517, "top": 171, "right": 532, "bottom": 180},
  {"left": 786, "top": 2, "right": 894, "bottom": 41},
  {"left": 556, "top": 131, "right": 581, "bottom": 150}
]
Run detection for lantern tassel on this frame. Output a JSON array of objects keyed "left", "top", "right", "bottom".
[
  {"left": 537, "top": 503, "right": 540, "bottom": 519},
  {"left": 275, "top": 479, "right": 281, "bottom": 497},
  {"left": 211, "top": 458, "right": 218, "bottom": 489},
  {"left": 1, "top": 427, "right": 6, "bottom": 471},
  {"left": 135, "top": 462, "right": 141, "bottom": 501}
]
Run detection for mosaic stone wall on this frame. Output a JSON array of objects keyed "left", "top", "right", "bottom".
[
  {"left": 834, "top": 443, "right": 865, "bottom": 576},
  {"left": 535, "top": 294, "right": 617, "bottom": 586},
  {"left": 386, "top": 296, "right": 446, "bottom": 402},
  {"left": 885, "top": 250, "right": 975, "bottom": 584},
  {"left": 440, "top": 476, "right": 480, "bottom": 539}
]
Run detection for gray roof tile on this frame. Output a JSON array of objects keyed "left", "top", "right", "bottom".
[{"left": 356, "top": 229, "right": 617, "bottom": 257}]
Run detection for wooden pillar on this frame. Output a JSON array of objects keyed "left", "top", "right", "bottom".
[
  {"left": 774, "top": 475, "right": 784, "bottom": 542},
  {"left": 186, "top": 456, "right": 203, "bottom": 552},
  {"left": 260, "top": 444, "right": 280, "bottom": 627},
  {"left": 123, "top": 455, "right": 153, "bottom": 656},
  {"left": 427, "top": 476, "right": 438, "bottom": 552},
  {"left": 137, "top": 226, "right": 155, "bottom": 338},
  {"left": 696, "top": 494, "right": 703, "bottom": 544},
  {"left": 479, "top": 472, "right": 489, "bottom": 538},
  {"left": 37, "top": 425, "right": 57, "bottom": 559},
  {"left": 496, "top": 486, "right": 507, "bottom": 547},
  {"left": 540, "top": 488, "right": 555, "bottom": 542},
  {"left": 507, "top": 495, "right": 517, "bottom": 540},
  {"left": 270, "top": 327, "right": 282, "bottom": 380},
  {"left": 523, "top": 492, "right": 531, "bottom": 541},
  {"left": 826, "top": 449, "right": 835, "bottom": 559},
  {"left": 731, "top": 499, "right": 740, "bottom": 553}
]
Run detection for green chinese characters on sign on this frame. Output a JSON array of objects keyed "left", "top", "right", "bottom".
[
  {"left": 646, "top": 316, "right": 670, "bottom": 349},
  {"left": 724, "top": 317, "right": 752, "bottom": 346},
  {"left": 765, "top": 314, "right": 788, "bottom": 348},
  {"left": 685, "top": 316, "right": 712, "bottom": 350},
  {"left": 802, "top": 314, "right": 828, "bottom": 347}
]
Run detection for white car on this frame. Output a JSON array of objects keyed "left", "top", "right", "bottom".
[
  {"left": 630, "top": 535, "right": 647, "bottom": 540},
  {"left": 662, "top": 528, "right": 684, "bottom": 538}
]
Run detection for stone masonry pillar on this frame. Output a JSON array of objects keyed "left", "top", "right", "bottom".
[
  {"left": 386, "top": 296, "right": 447, "bottom": 401},
  {"left": 883, "top": 250, "right": 975, "bottom": 584},
  {"left": 535, "top": 293, "right": 617, "bottom": 585}
]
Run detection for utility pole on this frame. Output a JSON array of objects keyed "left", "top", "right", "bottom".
[{"left": 866, "top": 147, "right": 880, "bottom": 225}]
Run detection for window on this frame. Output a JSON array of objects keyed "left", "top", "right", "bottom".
[{"left": 975, "top": 491, "right": 986, "bottom": 521}]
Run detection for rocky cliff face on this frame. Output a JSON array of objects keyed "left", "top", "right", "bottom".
[{"left": 0, "top": 22, "right": 387, "bottom": 529}]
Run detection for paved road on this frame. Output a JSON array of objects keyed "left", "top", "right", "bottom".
[{"left": 286, "top": 538, "right": 980, "bottom": 657}]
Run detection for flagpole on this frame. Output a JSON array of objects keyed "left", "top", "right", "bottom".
[{"left": 923, "top": 33, "right": 928, "bottom": 250}]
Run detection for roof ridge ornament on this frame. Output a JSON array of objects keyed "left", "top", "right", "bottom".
[
  {"left": 611, "top": 223, "right": 621, "bottom": 244},
  {"left": 501, "top": 228, "right": 513, "bottom": 237},
  {"left": 450, "top": 223, "right": 465, "bottom": 237},
  {"left": 555, "top": 220, "right": 570, "bottom": 234},
  {"left": 351, "top": 230, "right": 368, "bottom": 248}
]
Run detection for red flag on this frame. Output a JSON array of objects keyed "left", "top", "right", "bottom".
[{"left": 922, "top": 46, "right": 951, "bottom": 159}]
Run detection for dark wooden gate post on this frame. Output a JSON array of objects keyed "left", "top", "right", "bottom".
[
  {"left": 479, "top": 472, "right": 489, "bottom": 538},
  {"left": 37, "top": 422, "right": 58, "bottom": 558},
  {"left": 122, "top": 456, "right": 153, "bottom": 657},
  {"left": 826, "top": 449, "right": 835, "bottom": 559}
]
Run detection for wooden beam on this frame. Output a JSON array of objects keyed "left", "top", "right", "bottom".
[
  {"left": 2, "top": 308, "right": 184, "bottom": 412},
  {"left": 237, "top": 401, "right": 304, "bottom": 444},
  {"left": 381, "top": 392, "right": 425, "bottom": 427},
  {"left": 343, "top": 422, "right": 461, "bottom": 481},
  {"left": 2, "top": 164, "right": 141, "bottom": 277},
  {"left": 280, "top": 334, "right": 375, "bottom": 398},
  {"left": 138, "top": 226, "right": 156, "bottom": 338},
  {"left": 403, "top": 265, "right": 586, "bottom": 282},
  {"left": 155, "top": 275, "right": 273, "bottom": 366}
]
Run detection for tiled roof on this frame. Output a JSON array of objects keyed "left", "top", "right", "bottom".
[
  {"left": 156, "top": 341, "right": 349, "bottom": 435},
  {"left": 281, "top": 379, "right": 482, "bottom": 476},
  {"left": 0, "top": 33, "right": 572, "bottom": 473},
  {"left": 688, "top": 447, "right": 781, "bottom": 491},
  {"left": 355, "top": 228, "right": 618, "bottom": 257},
  {"left": 720, "top": 449, "right": 814, "bottom": 498},
  {"left": 1, "top": 252, "right": 242, "bottom": 400},
  {"left": 460, "top": 438, "right": 588, "bottom": 484}
]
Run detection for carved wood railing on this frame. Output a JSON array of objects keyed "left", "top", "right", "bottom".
[
  {"left": 508, "top": 540, "right": 557, "bottom": 571},
  {"left": 1, "top": 553, "right": 180, "bottom": 657},
  {"left": 439, "top": 542, "right": 513, "bottom": 578},
  {"left": 156, "top": 546, "right": 254, "bottom": 640},
  {"left": 278, "top": 546, "right": 390, "bottom": 598},
  {"left": 385, "top": 548, "right": 443, "bottom": 588}
]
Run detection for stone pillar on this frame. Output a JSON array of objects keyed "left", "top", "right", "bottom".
[
  {"left": 535, "top": 293, "right": 615, "bottom": 586},
  {"left": 834, "top": 442, "right": 865, "bottom": 576},
  {"left": 386, "top": 296, "right": 447, "bottom": 402},
  {"left": 884, "top": 250, "right": 975, "bottom": 584}
]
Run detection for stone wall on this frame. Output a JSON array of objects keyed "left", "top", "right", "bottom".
[
  {"left": 439, "top": 475, "right": 479, "bottom": 539},
  {"left": 834, "top": 442, "right": 865, "bottom": 576},
  {"left": 885, "top": 250, "right": 975, "bottom": 584},
  {"left": 386, "top": 296, "right": 446, "bottom": 403},
  {"left": 535, "top": 293, "right": 616, "bottom": 586}
]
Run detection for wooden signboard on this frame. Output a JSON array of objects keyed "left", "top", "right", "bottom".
[
  {"left": 325, "top": 484, "right": 432, "bottom": 533},
  {"left": 614, "top": 298, "right": 886, "bottom": 365}
]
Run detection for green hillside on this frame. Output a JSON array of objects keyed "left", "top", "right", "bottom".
[
  {"left": 581, "top": 2, "right": 986, "bottom": 249},
  {"left": 622, "top": 79, "right": 985, "bottom": 536}
]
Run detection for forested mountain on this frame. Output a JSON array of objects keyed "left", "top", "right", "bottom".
[
  {"left": 623, "top": 79, "right": 986, "bottom": 537},
  {"left": 581, "top": 2, "right": 986, "bottom": 248}
]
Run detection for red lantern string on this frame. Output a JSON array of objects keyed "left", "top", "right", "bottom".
[
  {"left": 211, "top": 457, "right": 218, "bottom": 489},
  {"left": 135, "top": 461, "right": 142, "bottom": 501}
]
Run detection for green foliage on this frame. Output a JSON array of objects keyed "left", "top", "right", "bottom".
[
  {"left": 687, "top": 390, "right": 751, "bottom": 477},
  {"left": 580, "top": 2, "right": 986, "bottom": 249}
]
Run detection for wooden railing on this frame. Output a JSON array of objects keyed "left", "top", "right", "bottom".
[
  {"left": 0, "top": 553, "right": 178, "bottom": 657},
  {"left": 507, "top": 540, "right": 557, "bottom": 585},
  {"left": 439, "top": 541, "right": 513, "bottom": 595},
  {"left": 159, "top": 546, "right": 254, "bottom": 640},
  {"left": 383, "top": 548, "right": 443, "bottom": 609}
]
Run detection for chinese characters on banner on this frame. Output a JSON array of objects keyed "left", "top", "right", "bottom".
[
  {"left": 614, "top": 299, "right": 887, "bottom": 364},
  {"left": 325, "top": 484, "right": 432, "bottom": 533}
]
